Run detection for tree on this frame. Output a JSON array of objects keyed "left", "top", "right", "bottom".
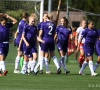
[{"left": 70, "top": 0, "right": 100, "bottom": 29}]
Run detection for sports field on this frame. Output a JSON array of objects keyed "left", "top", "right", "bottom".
[{"left": 0, "top": 44, "right": 100, "bottom": 90}]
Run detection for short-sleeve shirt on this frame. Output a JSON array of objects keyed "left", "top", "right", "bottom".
[
  {"left": 0, "top": 23, "right": 13, "bottom": 42},
  {"left": 56, "top": 25, "right": 72, "bottom": 45},
  {"left": 81, "top": 28, "right": 98, "bottom": 44},
  {"left": 76, "top": 26, "right": 85, "bottom": 43},
  {"left": 17, "top": 20, "right": 27, "bottom": 39},
  {"left": 40, "top": 21, "right": 56, "bottom": 43},
  {"left": 23, "top": 24, "right": 37, "bottom": 46}
]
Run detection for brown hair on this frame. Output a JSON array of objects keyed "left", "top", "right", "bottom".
[
  {"left": 61, "top": 17, "right": 68, "bottom": 24},
  {"left": 22, "top": 12, "right": 29, "bottom": 18},
  {"left": 48, "top": 13, "right": 53, "bottom": 21}
]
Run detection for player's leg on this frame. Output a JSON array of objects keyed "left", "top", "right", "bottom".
[
  {"left": 50, "top": 43, "right": 61, "bottom": 74},
  {"left": 14, "top": 51, "right": 22, "bottom": 73},
  {"left": 88, "top": 56, "right": 97, "bottom": 76},
  {"left": 31, "top": 51, "right": 37, "bottom": 72},
  {"left": 74, "top": 46, "right": 79, "bottom": 62},
  {"left": 27, "top": 54, "right": 32, "bottom": 74},
  {"left": 0, "top": 47, "right": 8, "bottom": 76},
  {"left": 2, "top": 43, "right": 9, "bottom": 76},
  {"left": 37, "top": 43, "right": 48, "bottom": 74},
  {"left": 78, "top": 43, "right": 85, "bottom": 68},
  {"left": 44, "top": 52, "right": 51, "bottom": 74},
  {"left": 58, "top": 44, "right": 70, "bottom": 74},
  {"left": 50, "top": 52, "right": 61, "bottom": 74},
  {"left": 34, "top": 50, "right": 45, "bottom": 74},
  {"left": 21, "top": 46, "right": 30, "bottom": 74},
  {"left": 79, "top": 57, "right": 88, "bottom": 75},
  {"left": 14, "top": 41, "right": 24, "bottom": 73},
  {"left": 21, "top": 55, "right": 28, "bottom": 74},
  {"left": 93, "top": 45, "right": 100, "bottom": 72},
  {"left": 94, "top": 56, "right": 100, "bottom": 72}
]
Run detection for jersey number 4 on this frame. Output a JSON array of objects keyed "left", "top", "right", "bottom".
[{"left": 48, "top": 26, "right": 53, "bottom": 35}]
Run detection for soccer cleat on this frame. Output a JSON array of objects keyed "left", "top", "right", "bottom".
[
  {"left": 21, "top": 70, "right": 26, "bottom": 74},
  {"left": 27, "top": 69, "right": 31, "bottom": 74},
  {"left": 46, "top": 71, "right": 52, "bottom": 74},
  {"left": 79, "top": 71, "right": 85, "bottom": 75},
  {"left": 14, "top": 69, "right": 20, "bottom": 74},
  {"left": 65, "top": 70, "right": 70, "bottom": 74},
  {"left": 91, "top": 73, "right": 98, "bottom": 76},
  {"left": 4, "top": 70, "right": 8, "bottom": 76},
  {"left": 40, "top": 70, "right": 43, "bottom": 74},
  {"left": 33, "top": 70, "right": 39, "bottom": 75},
  {"left": 57, "top": 68, "right": 61, "bottom": 74}
]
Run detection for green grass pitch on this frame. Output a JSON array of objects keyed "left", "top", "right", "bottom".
[{"left": 0, "top": 44, "right": 100, "bottom": 90}]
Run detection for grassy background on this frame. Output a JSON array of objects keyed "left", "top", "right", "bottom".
[{"left": 0, "top": 44, "right": 100, "bottom": 90}]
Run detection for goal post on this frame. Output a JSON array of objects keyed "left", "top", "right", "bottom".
[{"left": 2, "top": 0, "right": 44, "bottom": 22}]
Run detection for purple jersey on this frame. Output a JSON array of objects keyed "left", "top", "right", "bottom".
[
  {"left": 96, "top": 30, "right": 100, "bottom": 44},
  {"left": 16, "top": 20, "right": 27, "bottom": 47},
  {"left": 23, "top": 24, "right": 37, "bottom": 46},
  {"left": 81, "top": 28, "right": 98, "bottom": 44},
  {"left": 40, "top": 21, "right": 56, "bottom": 43},
  {"left": 0, "top": 23, "right": 13, "bottom": 42},
  {"left": 56, "top": 25, "right": 72, "bottom": 47},
  {"left": 81, "top": 28, "right": 98, "bottom": 56},
  {"left": 17, "top": 20, "right": 27, "bottom": 39},
  {"left": 0, "top": 23, "right": 13, "bottom": 56},
  {"left": 96, "top": 30, "right": 100, "bottom": 56}
]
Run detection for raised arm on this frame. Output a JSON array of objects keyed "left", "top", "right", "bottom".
[{"left": 5, "top": 14, "right": 17, "bottom": 24}]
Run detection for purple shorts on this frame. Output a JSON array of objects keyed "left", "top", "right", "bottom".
[
  {"left": 57, "top": 42, "right": 67, "bottom": 52},
  {"left": 84, "top": 43, "right": 94, "bottom": 57},
  {"left": 0, "top": 43, "right": 9, "bottom": 57},
  {"left": 23, "top": 44, "right": 37, "bottom": 55},
  {"left": 41, "top": 42, "right": 55, "bottom": 52}
]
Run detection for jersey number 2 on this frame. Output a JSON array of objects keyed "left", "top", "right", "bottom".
[{"left": 48, "top": 26, "right": 53, "bottom": 35}]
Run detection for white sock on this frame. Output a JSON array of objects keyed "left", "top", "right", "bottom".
[
  {"left": 40, "top": 57, "right": 44, "bottom": 71},
  {"left": 34, "top": 61, "right": 40, "bottom": 72},
  {"left": 28, "top": 61, "right": 30, "bottom": 69},
  {"left": 30, "top": 60, "right": 36, "bottom": 71},
  {"left": 52, "top": 56, "right": 60, "bottom": 69},
  {"left": 1, "top": 61, "right": 6, "bottom": 72},
  {"left": 15, "top": 56, "right": 20, "bottom": 70},
  {"left": 45, "top": 57, "right": 50, "bottom": 71},
  {"left": 60, "top": 56, "right": 67, "bottom": 71},
  {"left": 22, "top": 61, "right": 28, "bottom": 72},
  {"left": 89, "top": 60, "right": 95, "bottom": 74},
  {"left": 79, "top": 61, "right": 88, "bottom": 73},
  {"left": 93, "top": 62, "right": 99, "bottom": 72}
]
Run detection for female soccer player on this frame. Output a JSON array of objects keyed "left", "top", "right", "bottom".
[
  {"left": 34, "top": 14, "right": 61, "bottom": 74},
  {"left": 33, "top": 13, "right": 52, "bottom": 74},
  {"left": 14, "top": 12, "right": 29, "bottom": 73},
  {"left": 93, "top": 29, "right": 100, "bottom": 72},
  {"left": 20, "top": 16, "right": 38, "bottom": 74},
  {"left": 75, "top": 20, "right": 87, "bottom": 68},
  {"left": 78, "top": 20, "right": 98, "bottom": 76},
  {"left": 0, "top": 14, "right": 17, "bottom": 76},
  {"left": 54, "top": 17, "right": 71, "bottom": 74}
]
